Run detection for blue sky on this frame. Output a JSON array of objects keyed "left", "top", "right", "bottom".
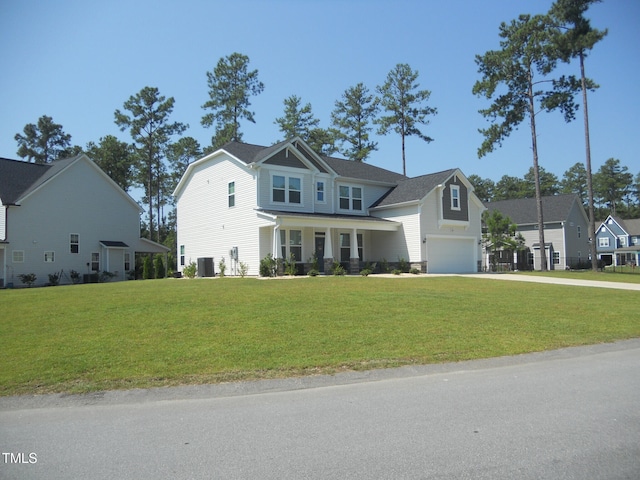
[{"left": 1, "top": 0, "right": 638, "bottom": 185}]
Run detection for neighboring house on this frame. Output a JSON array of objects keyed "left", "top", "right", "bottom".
[
  {"left": 173, "top": 138, "right": 485, "bottom": 276},
  {"left": 0, "top": 154, "right": 169, "bottom": 287},
  {"left": 484, "top": 194, "right": 591, "bottom": 270},
  {"left": 595, "top": 215, "right": 640, "bottom": 267}
]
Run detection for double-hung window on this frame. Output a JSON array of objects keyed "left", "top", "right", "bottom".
[
  {"left": 70, "top": 234, "right": 79, "bottom": 253},
  {"left": 450, "top": 185, "right": 461, "bottom": 210},
  {"left": 272, "top": 175, "right": 301, "bottom": 204},
  {"left": 598, "top": 237, "right": 609, "bottom": 248},
  {"left": 228, "top": 182, "right": 235, "bottom": 208},
  {"left": 316, "top": 181, "right": 325, "bottom": 202},
  {"left": 339, "top": 186, "right": 363, "bottom": 211},
  {"left": 44, "top": 251, "right": 55, "bottom": 263}
]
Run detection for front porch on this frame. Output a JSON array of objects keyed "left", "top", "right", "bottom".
[{"left": 257, "top": 210, "right": 401, "bottom": 275}]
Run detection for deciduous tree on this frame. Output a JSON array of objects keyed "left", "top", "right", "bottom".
[{"left": 375, "top": 64, "right": 437, "bottom": 176}]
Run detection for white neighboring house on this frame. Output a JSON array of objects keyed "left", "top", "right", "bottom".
[
  {"left": 173, "top": 138, "right": 485, "bottom": 276},
  {"left": 484, "top": 194, "right": 591, "bottom": 270},
  {"left": 0, "top": 154, "right": 169, "bottom": 287}
]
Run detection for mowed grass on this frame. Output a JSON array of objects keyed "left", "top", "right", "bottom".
[{"left": 1, "top": 276, "right": 639, "bottom": 396}]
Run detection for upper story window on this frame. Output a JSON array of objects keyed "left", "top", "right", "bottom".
[
  {"left": 450, "top": 185, "right": 461, "bottom": 210},
  {"left": 339, "top": 186, "right": 363, "bottom": 211},
  {"left": 316, "top": 181, "right": 325, "bottom": 203},
  {"left": 577, "top": 226, "right": 581, "bottom": 238},
  {"left": 12, "top": 250, "right": 24, "bottom": 263},
  {"left": 70, "top": 234, "right": 79, "bottom": 254},
  {"left": 598, "top": 237, "right": 609, "bottom": 247},
  {"left": 272, "top": 175, "right": 301, "bottom": 204},
  {"left": 228, "top": 182, "right": 235, "bottom": 208},
  {"left": 620, "top": 236, "right": 626, "bottom": 246}
]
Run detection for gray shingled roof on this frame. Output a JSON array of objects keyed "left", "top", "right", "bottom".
[
  {"left": 484, "top": 194, "right": 579, "bottom": 224},
  {"left": 220, "top": 140, "right": 406, "bottom": 184},
  {"left": 616, "top": 218, "right": 640, "bottom": 235},
  {"left": 0, "top": 156, "right": 79, "bottom": 205},
  {"left": 371, "top": 169, "right": 457, "bottom": 207}
]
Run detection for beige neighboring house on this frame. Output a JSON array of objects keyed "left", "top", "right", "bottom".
[
  {"left": 173, "top": 138, "right": 486, "bottom": 276},
  {"left": 0, "top": 154, "right": 169, "bottom": 287},
  {"left": 484, "top": 194, "right": 591, "bottom": 270}
]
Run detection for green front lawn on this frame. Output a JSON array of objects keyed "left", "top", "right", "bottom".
[{"left": 2, "top": 276, "right": 639, "bottom": 396}]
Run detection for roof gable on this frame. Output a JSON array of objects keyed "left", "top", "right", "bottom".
[{"left": 371, "top": 169, "right": 457, "bottom": 208}]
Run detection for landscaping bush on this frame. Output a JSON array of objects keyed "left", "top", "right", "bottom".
[
  {"left": 154, "top": 255, "right": 165, "bottom": 279},
  {"left": 239, "top": 262, "right": 249, "bottom": 278},
  {"left": 142, "top": 255, "right": 154, "bottom": 279},
  {"left": 17, "top": 273, "right": 37, "bottom": 287},
  {"left": 48, "top": 272, "right": 61, "bottom": 286},
  {"left": 183, "top": 261, "right": 197, "bottom": 278},
  {"left": 260, "top": 254, "right": 277, "bottom": 277},
  {"left": 218, "top": 258, "right": 226, "bottom": 277}
]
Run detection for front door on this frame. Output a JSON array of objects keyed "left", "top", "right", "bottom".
[{"left": 315, "top": 235, "right": 325, "bottom": 272}]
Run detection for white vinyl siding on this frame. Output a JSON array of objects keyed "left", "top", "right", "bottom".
[{"left": 175, "top": 153, "right": 265, "bottom": 276}]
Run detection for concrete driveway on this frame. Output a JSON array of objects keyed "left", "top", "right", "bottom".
[{"left": 459, "top": 273, "right": 640, "bottom": 291}]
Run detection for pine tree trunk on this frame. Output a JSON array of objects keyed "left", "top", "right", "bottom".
[
  {"left": 580, "top": 51, "right": 598, "bottom": 272},
  {"left": 528, "top": 70, "right": 547, "bottom": 271}
]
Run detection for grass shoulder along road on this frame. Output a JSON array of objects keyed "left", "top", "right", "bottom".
[{"left": 1, "top": 275, "right": 639, "bottom": 397}]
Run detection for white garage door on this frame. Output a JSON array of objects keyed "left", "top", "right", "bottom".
[{"left": 427, "top": 238, "right": 476, "bottom": 273}]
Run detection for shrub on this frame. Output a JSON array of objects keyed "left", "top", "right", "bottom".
[
  {"left": 398, "top": 257, "right": 409, "bottom": 273},
  {"left": 239, "top": 262, "right": 249, "bottom": 278},
  {"left": 69, "top": 270, "right": 81, "bottom": 284},
  {"left": 48, "top": 272, "right": 61, "bottom": 286},
  {"left": 410, "top": 267, "right": 421, "bottom": 275},
  {"left": 183, "top": 261, "right": 197, "bottom": 279},
  {"left": 380, "top": 258, "right": 390, "bottom": 273},
  {"left": 154, "top": 255, "right": 165, "bottom": 279},
  {"left": 307, "top": 269, "right": 319, "bottom": 277},
  {"left": 308, "top": 252, "right": 319, "bottom": 271},
  {"left": 331, "top": 262, "right": 346, "bottom": 276},
  {"left": 260, "top": 254, "right": 277, "bottom": 277},
  {"left": 360, "top": 268, "right": 372, "bottom": 277},
  {"left": 18, "top": 273, "right": 37, "bottom": 287},
  {"left": 99, "top": 271, "right": 115, "bottom": 283},
  {"left": 284, "top": 253, "right": 297, "bottom": 276},
  {"left": 392, "top": 269, "right": 402, "bottom": 275},
  {"left": 218, "top": 258, "right": 226, "bottom": 277},
  {"left": 142, "top": 255, "right": 154, "bottom": 279}
]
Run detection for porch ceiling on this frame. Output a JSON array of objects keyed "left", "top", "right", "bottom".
[{"left": 257, "top": 209, "right": 400, "bottom": 231}]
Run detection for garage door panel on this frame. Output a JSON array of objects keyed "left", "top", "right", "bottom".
[{"left": 427, "top": 238, "right": 475, "bottom": 273}]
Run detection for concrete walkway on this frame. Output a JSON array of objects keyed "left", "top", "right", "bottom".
[{"left": 460, "top": 273, "right": 640, "bottom": 291}]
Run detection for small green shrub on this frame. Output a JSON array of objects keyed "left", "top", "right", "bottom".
[
  {"left": 48, "top": 272, "right": 61, "bottom": 286},
  {"left": 331, "top": 262, "right": 346, "bottom": 276},
  {"left": 284, "top": 253, "right": 297, "bottom": 276},
  {"left": 392, "top": 269, "right": 402, "bottom": 275},
  {"left": 183, "top": 261, "right": 197, "bottom": 279},
  {"left": 260, "top": 254, "right": 277, "bottom": 277},
  {"left": 307, "top": 269, "right": 319, "bottom": 277},
  {"left": 380, "top": 258, "right": 390, "bottom": 273},
  {"left": 18, "top": 273, "right": 37, "bottom": 287},
  {"left": 239, "top": 262, "right": 249, "bottom": 278},
  {"left": 398, "top": 257, "right": 409, "bottom": 273},
  {"left": 410, "top": 267, "right": 421, "bottom": 275},
  {"left": 154, "top": 255, "right": 165, "bottom": 279},
  {"left": 360, "top": 268, "right": 372, "bottom": 277},
  {"left": 69, "top": 270, "right": 81, "bottom": 284},
  {"left": 142, "top": 255, "right": 154, "bottom": 279},
  {"left": 218, "top": 258, "right": 226, "bottom": 277},
  {"left": 99, "top": 271, "right": 115, "bottom": 283}
]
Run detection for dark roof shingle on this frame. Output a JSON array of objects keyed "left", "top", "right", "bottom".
[{"left": 484, "top": 194, "right": 579, "bottom": 224}]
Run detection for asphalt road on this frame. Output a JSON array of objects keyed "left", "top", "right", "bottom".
[{"left": 1, "top": 339, "right": 639, "bottom": 480}]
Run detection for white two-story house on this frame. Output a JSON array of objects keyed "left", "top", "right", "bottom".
[{"left": 173, "top": 138, "right": 485, "bottom": 276}]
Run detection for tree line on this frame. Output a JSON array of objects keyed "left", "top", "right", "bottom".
[
  {"left": 11, "top": 0, "right": 635, "bottom": 273},
  {"left": 469, "top": 158, "right": 639, "bottom": 219}
]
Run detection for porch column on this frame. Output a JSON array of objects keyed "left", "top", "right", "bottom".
[
  {"left": 350, "top": 228, "right": 359, "bottom": 274},
  {"left": 513, "top": 250, "right": 518, "bottom": 271},
  {"left": 273, "top": 226, "right": 281, "bottom": 260},
  {"left": 323, "top": 227, "right": 333, "bottom": 274}
]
